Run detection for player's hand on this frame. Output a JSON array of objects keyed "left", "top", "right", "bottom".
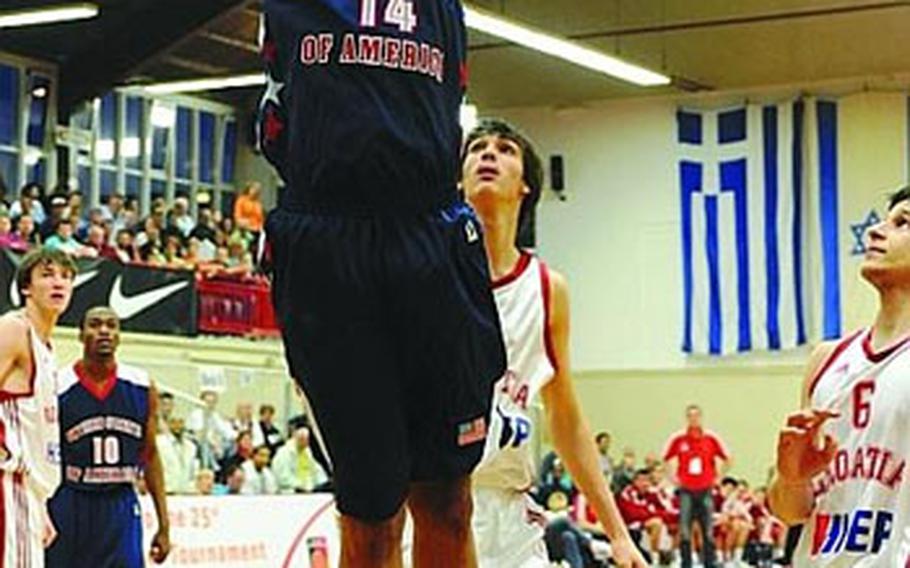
[
  {"left": 41, "top": 513, "right": 57, "bottom": 548},
  {"left": 150, "top": 529, "right": 171, "bottom": 564},
  {"left": 776, "top": 408, "right": 840, "bottom": 483},
  {"left": 610, "top": 535, "right": 649, "bottom": 568}
]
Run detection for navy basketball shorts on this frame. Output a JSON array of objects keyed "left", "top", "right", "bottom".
[
  {"left": 267, "top": 199, "right": 506, "bottom": 521},
  {"left": 46, "top": 485, "right": 143, "bottom": 568}
]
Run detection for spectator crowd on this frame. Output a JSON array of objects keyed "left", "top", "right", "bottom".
[
  {"left": 0, "top": 178, "right": 267, "bottom": 281},
  {"left": 152, "top": 388, "right": 330, "bottom": 498},
  {"left": 533, "top": 407, "right": 789, "bottom": 568}
]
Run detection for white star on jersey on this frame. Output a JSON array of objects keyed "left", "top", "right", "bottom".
[{"left": 259, "top": 73, "right": 284, "bottom": 111}]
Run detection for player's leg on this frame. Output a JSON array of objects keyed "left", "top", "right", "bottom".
[
  {"left": 395, "top": 203, "right": 505, "bottom": 568},
  {"left": 267, "top": 211, "right": 412, "bottom": 566},
  {"left": 408, "top": 477, "right": 476, "bottom": 567},
  {"left": 45, "top": 486, "right": 74, "bottom": 568},
  {"left": 113, "top": 489, "right": 144, "bottom": 568}
]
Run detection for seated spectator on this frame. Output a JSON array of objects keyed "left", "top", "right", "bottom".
[
  {"left": 0, "top": 215, "right": 28, "bottom": 252},
  {"left": 190, "top": 207, "right": 217, "bottom": 247},
  {"left": 10, "top": 183, "right": 46, "bottom": 225},
  {"left": 272, "top": 423, "right": 327, "bottom": 494},
  {"left": 113, "top": 229, "right": 139, "bottom": 263},
  {"left": 195, "top": 469, "right": 216, "bottom": 496},
  {"left": 240, "top": 445, "right": 278, "bottom": 495},
  {"left": 254, "top": 404, "right": 283, "bottom": 454},
  {"left": 219, "top": 430, "right": 255, "bottom": 479},
  {"left": 595, "top": 431, "right": 614, "bottom": 481},
  {"left": 137, "top": 218, "right": 165, "bottom": 264},
  {"left": 541, "top": 490, "right": 606, "bottom": 568},
  {"left": 44, "top": 219, "right": 96, "bottom": 257},
  {"left": 170, "top": 196, "right": 195, "bottom": 237},
  {"left": 186, "top": 389, "right": 236, "bottom": 473},
  {"left": 717, "top": 477, "right": 754, "bottom": 565},
  {"left": 233, "top": 182, "right": 264, "bottom": 235},
  {"left": 163, "top": 235, "right": 191, "bottom": 270},
  {"left": 85, "top": 224, "right": 118, "bottom": 260},
  {"left": 215, "top": 464, "right": 245, "bottom": 496},
  {"left": 183, "top": 237, "right": 206, "bottom": 268},
  {"left": 39, "top": 194, "right": 68, "bottom": 240},
  {"left": 612, "top": 447, "right": 637, "bottom": 494},
  {"left": 157, "top": 392, "right": 175, "bottom": 434},
  {"left": 101, "top": 192, "right": 128, "bottom": 235},
  {"left": 231, "top": 402, "right": 255, "bottom": 435},
  {"left": 157, "top": 416, "right": 199, "bottom": 495},
  {"left": 14, "top": 214, "right": 40, "bottom": 248},
  {"left": 617, "top": 469, "right": 669, "bottom": 563},
  {"left": 76, "top": 207, "right": 104, "bottom": 241},
  {"left": 538, "top": 458, "right": 577, "bottom": 508}
]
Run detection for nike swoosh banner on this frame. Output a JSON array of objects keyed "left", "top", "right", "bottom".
[{"left": 0, "top": 250, "right": 198, "bottom": 336}]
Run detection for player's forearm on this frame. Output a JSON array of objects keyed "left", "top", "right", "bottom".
[
  {"left": 547, "top": 404, "right": 633, "bottom": 543},
  {"left": 145, "top": 450, "right": 170, "bottom": 532},
  {"left": 768, "top": 475, "right": 814, "bottom": 525}
]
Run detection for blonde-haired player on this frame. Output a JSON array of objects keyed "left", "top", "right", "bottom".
[
  {"left": 462, "top": 119, "right": 646, "bottom": 567},
  {"left": 770, "top": 186, "right": 910, "bottom": 565},
  {"left": 0, "top": 248, "right": 75, "bottom": 566}
]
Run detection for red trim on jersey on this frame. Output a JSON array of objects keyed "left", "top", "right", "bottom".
[
  {"left": 491, "top": 252, "right": 532, "bottom": 289},
  {"left": 861, "top": 328, "right": 910, "bottom": 363},
  {"left": 74, "top": 361, "right": 118, "bottom": 402},
  {"left": 538, "top": 260, "right": 559, "bottom": 371},
  {"left": 807, "top": 330, "right": 863, "bottom": 398}
]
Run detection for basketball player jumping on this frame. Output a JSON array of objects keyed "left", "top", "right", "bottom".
[
  {"left": 462, "top": 119, "right": 646, "bottom": 567},
  {"left": 770, "top": 186, "right": 910, "bottom": 565},
  {"left": 259, "top": 2, "right": 506, "bottom": 567},
  {"left": 46, "top": 306, "right": 170, "bottom": 567},
  {"left": 0, "top": 248, "right": 75, "bottom": 567}
]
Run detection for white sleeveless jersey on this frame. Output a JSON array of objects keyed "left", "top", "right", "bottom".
[
  {"left": 0, "top": 316, "right": 61, "bottom": 567},
  {"left": 794, "top": 328, "right": 910, "bottom": 566},
  {"left": 474, "top": 253, "right": 556, "bottom": 491}
]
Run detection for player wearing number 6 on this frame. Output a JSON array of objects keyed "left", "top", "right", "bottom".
[
  {"left": 770, "top": 187, "right": 910, "bottom": 566},
  {"left": 46, "top": 307, "right": 170, "bottom": 567}
]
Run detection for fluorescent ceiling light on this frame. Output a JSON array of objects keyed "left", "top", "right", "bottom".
[
  {"left": 0, "top": 3, "right": 99, "bottom": 29},
  {"left": 139, "top": 5, "right": 669, "bottom": 94},
  {"left": 95, "top": 139, "right": 114, "bottom": 161},
  {"left": 463, "top": 4, "right": 670, "bottom": 87},
  {"left": 121, "top": 137, "right": 140, "bottom": 159},
  {"left": 143, "top": 73, "right": 265, "bottom": 95}
]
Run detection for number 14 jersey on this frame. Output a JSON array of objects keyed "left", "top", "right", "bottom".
[
  {"left": 795, "top": 328, "right": 910, "bottom": 566},
  {"left": 56, "top": 363, "right": 149, "bottom": 492}
]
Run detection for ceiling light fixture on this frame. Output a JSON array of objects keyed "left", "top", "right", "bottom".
[
  {"left": 141, "top": 73, "right": 265, "bottom": 95},
  {"left": 0, "top": 3, "right": 99, "bottom": 29},
  {"left": 463, "top": 4, "right": 671, "bottom": 87}
]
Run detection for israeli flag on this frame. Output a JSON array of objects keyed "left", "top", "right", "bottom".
[{"left": 678, "top": 100, "right": 841, "bottom": 356}]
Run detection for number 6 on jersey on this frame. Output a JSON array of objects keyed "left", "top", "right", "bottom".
[{"left": 360, "top": 0, "right": 418, "bottom": 33}]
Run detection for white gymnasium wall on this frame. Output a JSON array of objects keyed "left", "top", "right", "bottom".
[{"left": 490, "top": 90, "right": 907, "bottom": 483}]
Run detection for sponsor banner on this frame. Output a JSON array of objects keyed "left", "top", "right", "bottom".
[
  {"left": 140, "top": 495, "right": 338, "bottom": 568},
  {"left": 0, "top": 250, "right": 197, "bottom": 336}
]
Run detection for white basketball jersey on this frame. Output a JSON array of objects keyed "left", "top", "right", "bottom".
[
  {"left": 0, "top": 317, "right": 60, "bottom": 567},
  {"left": 474, "top": 253, "right": 556, "bottom": 491},
  {"left": 794, "top": 328, "right": 910, "bottom": 566}
]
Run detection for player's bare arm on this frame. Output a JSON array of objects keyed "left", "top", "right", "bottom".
[
  {"left": 768, "top": 341, "right": 840, "bottom": 525},
  {"left": 0, "top": 316, "right": 31, "bottom": 462},
  {"left": 539, "top": 269, "right": 647, "bottom": 568},
  {"left": 143, "top": 382, "right": 171, "bottom": 564}
]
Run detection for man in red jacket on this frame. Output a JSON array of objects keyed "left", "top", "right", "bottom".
[{"left": 663, "top": 405, "right": 731, "bottom": 568}]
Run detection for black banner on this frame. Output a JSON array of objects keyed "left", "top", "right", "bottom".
[{"left": 0, "top": 250, "right": 198, "bottom": 336}]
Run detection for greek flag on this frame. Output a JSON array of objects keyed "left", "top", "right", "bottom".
[{"left": 679, "top": 100, "right": 841, "bottom": 356}]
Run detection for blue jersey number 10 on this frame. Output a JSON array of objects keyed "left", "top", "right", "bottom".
[{"left": 359, "top": 0, "right": 418, "bottom": 33}]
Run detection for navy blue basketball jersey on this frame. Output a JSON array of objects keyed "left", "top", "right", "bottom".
[
  {"left": 259, "top": 0, "right": 468, "bottom": 214},
  {"left": 57, "top": 363, "right": 150, "bottom": 492}
]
